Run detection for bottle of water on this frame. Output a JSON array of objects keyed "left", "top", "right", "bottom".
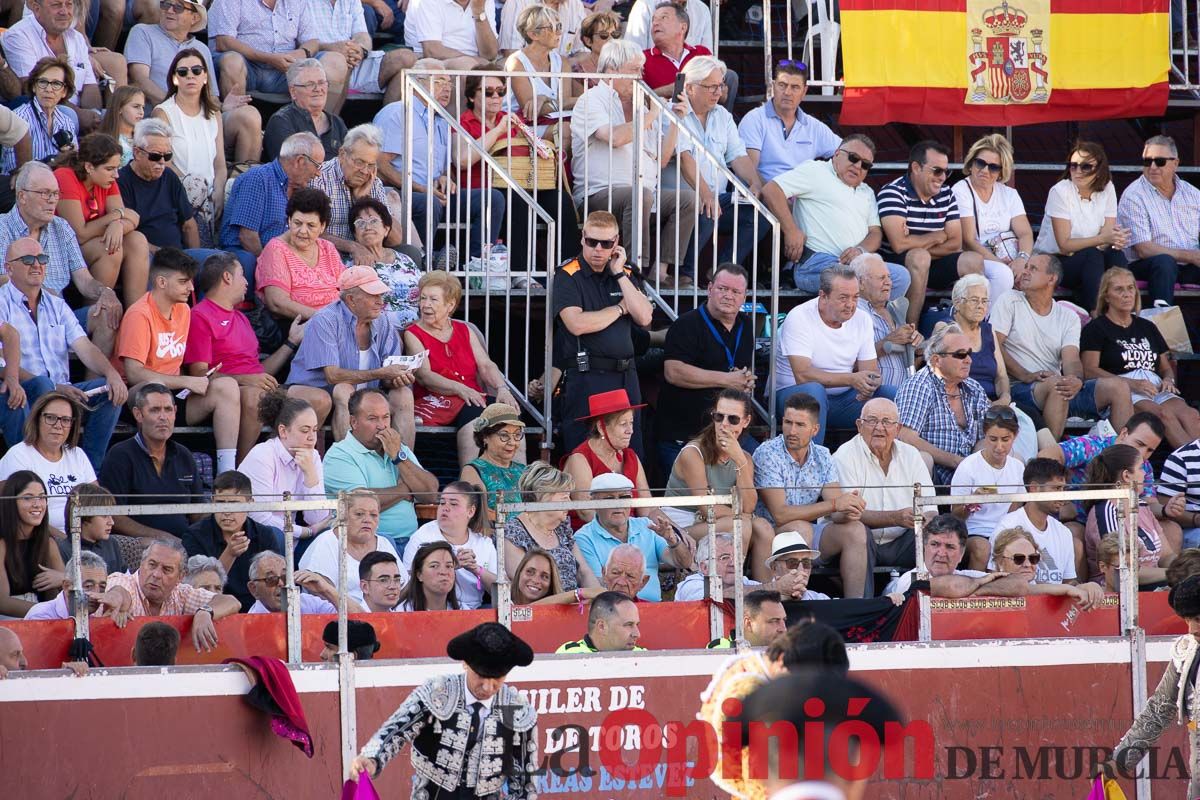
[{"left": 489, "top": 239, "right": 509, "bottom": 290}]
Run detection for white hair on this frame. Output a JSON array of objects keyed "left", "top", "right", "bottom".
[
  {"left": 681, "top": 55, "right": 726, "bottom": 85},
  {"left": 279, "top": 131, "right": 321, "bottom": 160},
  {"left": 248, "top": 551, "right": 286, "bottom": 580},
  {"left": 13, "top": 160, "right": 54, "bottom": 191},
  {"left": 184, "top": 555, "right": 227, "bottom": 588},
  {"left": 950, "top": 273, "right": 990, "bottom": 307},
  {"left": 924, "top": 322, "right": 964, "bottom": 362},
  {"left": 597, "top": 39, "right": 645, "bottom": 74},
  {"left": 343, "top": 123, "right": 383, "bottom": 152},
  {"left": 605, "top": 543, "right": 646, "bottom": 573},
  {"left": 695, "top": 533, "right": 734, "bottom": 574},
  {"left": 132, "top": 117, "right": 173, "bottom": 149},
  {"left": 66, "top": 550, "right": 108, "bottom": 575},
  {"left": 286, "top": 58, "right": 325, "bottom": 85},
  {"left": 849, "top": 251, "right": 887, "bottom": 281}
]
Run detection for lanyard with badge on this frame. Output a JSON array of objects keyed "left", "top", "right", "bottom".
[{"left": 698, "top": 305, "right": 743, "bottom": 370}]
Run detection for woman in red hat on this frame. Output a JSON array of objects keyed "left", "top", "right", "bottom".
[{"left": 561, "top": 389, "right": 651, "bottom": 528}]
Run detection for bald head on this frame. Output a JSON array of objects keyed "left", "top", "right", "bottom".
[
  {"left": 857, "top": 398, "right": 900, "bottom": 456},
  {"left": 602, "top": 544, "right": 649, "bottom": 598},
  {"left": 5, "top": 237, "right": 45, "bottom": 294},
  {"left": 0, "top": 626, "right": 26, "bottom": 673}
]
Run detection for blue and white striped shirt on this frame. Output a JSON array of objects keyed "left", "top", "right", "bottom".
[
  {"left": 877, "top": 174, "right": 960, "bottom": 255},
  {"left": 1, "top": 101, "right": 76, "bottom": 173},
  {"left": 1117, "top": 173, "right": 1200, "bottom": 256},
  {"left": 0, "top": 281, "right": 86, "bottom": 384},
  {"left": 0, "top": 208, "right": 86, "bottom": 294}
]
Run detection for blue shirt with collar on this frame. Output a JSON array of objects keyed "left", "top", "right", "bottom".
[
  {"left": 575, "top": 516, "right": 669, "bottom": 602},
  {"left": 220, "top": 159, "right": 291, "bottom": 249},
  {"left": 737, "top": 100, "right": 841, "bottom": 184},
  {"left": 0, "top": 280, "right": 86, "bottom": 384},
  {"left": 286, "top": 299, "right": 401, "bottom": 388},
  {"left": 375, "top": 98, "right": 450, "bottom": 189}
]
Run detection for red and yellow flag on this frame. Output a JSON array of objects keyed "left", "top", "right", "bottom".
[{"left": 840, "top": 0, "right": 1170, "bottom": 126}]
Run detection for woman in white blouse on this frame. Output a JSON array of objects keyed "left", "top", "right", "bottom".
[
  {"left": 1032, "top": 140, "right": 1130, "bottom": 313},
  {"left": 403, "top": 481, "right": 497, "bottom": 609},
  {"left": 952, "top": 133, "right": 1034, "bottom": 288}
]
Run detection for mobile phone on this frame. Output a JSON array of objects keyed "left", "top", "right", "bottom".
[{"left": 673, "top": 73, "right": 686, "bottom": 100}]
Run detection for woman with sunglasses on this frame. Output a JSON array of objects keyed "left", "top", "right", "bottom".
[
  {"left": 1032, "top": 140, "right": 1130, "bottom": 312},
  {"left": 506, "top": 5, "right": 579, "bottom": 122},
  {"left": 0, "top": 471, "right": 64, "bottom": 618},
  {"left": 0, "top": 392, "right": 94, "bottom": 533},
  {"left": 404, "top": 271, "right": 519, "bottom": 467},
  {"left": 460, "top": 404, "right": 529, "bottom": 512},
  {"left": 2, "top": 56, "right": 77, "bottom": 172},
  {"left": 97, "top": 86, "right": 145, "bottom": 168},
  {"left": 153, "top": 48, "right": 226, "bottom": 246},
  {"left": 55, "top": 132, "right": 150, "bottom": 307},
  {"left": 990, "top": 527, "right": 1098, "bottom": 605},
  {"left": 1081, "top": 267, "right": 1200, "bottom": 448},
  {"left": 663, "top": 389, "right": 775, "bottom": 582},
  {"left": 951, "top": 133, "right": 1034, "bottom": 283},
  {"left": 1082, "top": 443, "right": 1172, "bottom": 588},
  {"left": 562, "top": 389, "right": 650, "bottom": 527},
  {"left": 569, "top": 10, "right": 621, "bottom": 89},
  {"left": 349, "top": 196, "right": 423, "bottom": 332}
]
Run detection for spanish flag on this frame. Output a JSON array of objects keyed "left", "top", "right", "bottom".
[{"left": 840, "top": 0, "right": 1170, "bottom": 126}]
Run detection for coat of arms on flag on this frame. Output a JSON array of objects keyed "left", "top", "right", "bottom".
[{"left": 967, "top": 0, "right": 1050, "bottom": 105}]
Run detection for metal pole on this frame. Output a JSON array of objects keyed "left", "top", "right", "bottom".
[
  {"left": 705, "top": 499, "right": 722, "bottom": 642},
  {"left": 1120, "top": 487, "right": 1151, "bottom": 800},
  {"left": 282, "top": 491, "right": 301, "bottom": 665},
  {"left": 336, "top": 491, "right": 357, "bottom": 781},
  {"left": 495, "top": 489, "right": 512, "bottom": 629},
  {"left": 336, "top": 491, "right": 349, "bottom": 655},
  {"left": 913, "top": 484, "right": 931, "bottom": 643},
  {"left": 762, "top": 0, "right": 774, "bottom": 103},
  {"left": 630, "top": 84, "right": 644, "bottom": 288},
  {"left": 68, "top": 505, "right": 88, "bottom": 642},
  {"left": 731, "top": 491, "right": 745, "bottom": 649}
]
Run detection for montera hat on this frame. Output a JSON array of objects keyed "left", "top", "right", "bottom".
[{"left": 447, "top": 622, "right": 535, "bottom": 678}]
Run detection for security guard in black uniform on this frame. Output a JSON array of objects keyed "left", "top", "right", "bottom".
[{"left": 552, "top": 210, "right": 654, "bottom": 456}]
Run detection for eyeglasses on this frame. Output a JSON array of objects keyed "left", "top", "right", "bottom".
[
  {"left": 21, "top": 187, "right": 59, "bottom": 200},
  {"left": 493, "top": 431, "right": 525, "bottom": 443},
  {"left": 480, "top": 87, "right": 505, "bottom": 98},
  {"left": 583, "top": 236, "right": 616, "bottom": 249},
  {"left": 859, "top": 417, "right": 899, "bottom": 428},
  {"left": 984, "top": 406, "right": 1017, "bottom": 424},
  {"left": 293, "top": 79, "right": 329, "bottom": 91},
  {"left": 40, "top": 412, "right": 74, "bottom": 428},
  {"left": 297, "top": 154, "right": 322, "bottom": 170},
  {"left": 364, "top": 575, "right": 404, "bottom": 586},
  {"left": 960, "top": 296, "right": 988, "bottom": 306},
  {"left": 250, "top": 575, "right": 285, "bottom": 588},
  {"left": 1142, "top": 156, "right": 1177, "bottom": 168},
  {"left": 590, "top": 31, "right": 614, "bottom": 40},
  {"left": 1068, "top": 161, "right": 1097, "bottom": 174},
  {"left": 8, "top": 254, "right": 49, "bottom": 266},
  {"left": 344, "top": 155, "right": 376, "bottom": 171},
  {"left": 354, "top": 217, "right": 383, "bottom": 229},
  {"left": 33, "top": 78, "right": 66, "bottom": 91},
  {"left": 971, "top": 157, "right": 1002, "bottom": 174},
  {"left": 159, "top": 0, "right": 188, "bottom": 11},
  {"left": 694, "top": 81, "right": 724, "bottom": 93},
  {"left": 1003, "top": 552, "right": 1041, "bottom": 566},
  {"left": 534, "top": 22, "right": 563, "bottom": 33},
  {"left": 173, "top": 64, "right": 206, "bottom": 77},
  {"left": 710, "top": 283, "right": 747, "bottom": 297},
  {"left": 777, "top": 59, "right": 808, "bottom": 72},
  {"left": 779, "top": 557, "right": 814, "bottom": 570},
  {"left": 711, "top": 411, "right": 743, "bottom": 425},
  {"left": 937, "top": 349, "right": 972, "bottom": 360},
  {"left": 838, "top": 149, "right": 873, "bottom": 171},
  {"left": 923, "top": 164, "right": 948, "bottom": 178},
  {"left": 135, "top": 146, "right": 174, "bottom": 162}
]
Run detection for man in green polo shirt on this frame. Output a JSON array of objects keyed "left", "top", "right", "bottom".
[
  {"left": 555, "top": 591, "right": 648, "bottom": 653},
  {"left": 705, "top": 588, "right": 788, "bottom": 649},
  {"left": 323, "top": 387, "right": 439, "bottom": 550}
]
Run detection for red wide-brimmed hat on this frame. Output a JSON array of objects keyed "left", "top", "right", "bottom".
[{"left": 576, "top": 389, "right": 647, "bottom": 421}]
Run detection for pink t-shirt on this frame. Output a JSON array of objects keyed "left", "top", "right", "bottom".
[
  {"left": 183, "top": 298, "right": 263, "bottom": 375},
  {"left": 255, "top": 236, "right": 344, "bottom": 311}
]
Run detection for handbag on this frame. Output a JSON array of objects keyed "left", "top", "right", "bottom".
[
  {"left": 242, "top": 295, "right": 284, "bottom": 354},
  {"left": 1140, "top": 305, "right": 1193, "bottom": 354},
  {"left": 489, "top": 118, "right": 560, "bottom": 192}
]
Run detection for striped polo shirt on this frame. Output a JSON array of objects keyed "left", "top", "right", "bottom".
[
  {"left": 1159, "top": 439, "right": 1200, "bottom": 512},
  {"left": 876, "top": 174, "right": 960, "bottom": 255}
]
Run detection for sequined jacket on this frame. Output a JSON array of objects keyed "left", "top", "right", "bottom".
[
  {"left": 1115, "top": 633, "right": 1200, "bottom": 799},
  {"left": 360, "top": 673, "right": 540, "bottom": 799}
]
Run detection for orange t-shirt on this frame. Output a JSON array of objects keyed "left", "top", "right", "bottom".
[{"left": 114, "top": 293, "right": 191, "bottom": 378}]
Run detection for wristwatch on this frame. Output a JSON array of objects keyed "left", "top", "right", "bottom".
[
  {"left": 391, "top": 450, "right": 409, "bottom": 465},
  {"left": 476, "top": 10, "right": 488, "bottom": 21},
  {"left": 195, "top": 604, "right": 214, "bottom": 617}
]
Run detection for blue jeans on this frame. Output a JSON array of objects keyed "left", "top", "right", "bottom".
[
  {"left": 362, "top": 0, "right": 407, "bottom": 36},
  {"left": 775, "top": 382, "right": 898, "bottom": 446},
  {"left": 412, "top": 188, "right": 506, "bottom": 259},
  {"left": 688, "top": 192, "right": 766, "bottom": 269},
  {"left": 793, "top": 251, "right": 911, "bottom": 300},
  {"left": 1011, "top": 378, "right": 1101, "bottom": 419},
  {"left": 0, "top": 376, "right": 121, "bottom": 470}
]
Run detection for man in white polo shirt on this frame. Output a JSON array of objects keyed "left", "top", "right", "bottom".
[
  {"left": 773, "top": 264, "right": 893, "bottom": 445},
  {"left": 834, "top": 397, "right": 936, "bottom": 572},
  {"left": 762, "top": 133, "right": 909, "bottom": 299},
  {"left": 404, "top": 0, "right": 499, "bottom": 69}
]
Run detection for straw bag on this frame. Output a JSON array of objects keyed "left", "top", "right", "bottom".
[{"left": 489, "top": 121, "right": 560, "bottom": 192}]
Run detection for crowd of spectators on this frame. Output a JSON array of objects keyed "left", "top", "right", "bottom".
[{"left": 0, "top": 0, "right": 1198, "bottom": 673}]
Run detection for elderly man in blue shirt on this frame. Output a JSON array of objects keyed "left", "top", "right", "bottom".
[
  {"left": 373, "top": 60, "right": 505, "bottom": 263},
  {"left": 219, "top": 131, "right": 325, "bottom": 288},
  {"left": 287, "top": 266, "right": 418, "bottom": 445},
  {"left": 737, "top": 60, "right": 840, "bottom": 186},
  {"left": 575, "top": 472, "right": 694, "bottom": 602}
]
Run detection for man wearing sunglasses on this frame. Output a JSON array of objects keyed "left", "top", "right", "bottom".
[
  {"left": 763, "top": 133, "right": 910, "bottom": 299},
  {"left": 245, "top": 551, "right": 362, "bottom": 614},
  {"left": 1116, "top": 134, "right": 1200, "bottom": 308},
  {"left": 879, "top": 140, "right": 1012, "bottom": 327},
  {"left": 554, "top": 210, "right": 653, "bottom": 455},
  {"left": 895, "top": 323, "right": 990, "bottom": 487}
]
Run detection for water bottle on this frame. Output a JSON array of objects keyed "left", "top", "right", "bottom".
[{"left": 489, "top": 239, "right": 509, "bottom": 291}]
